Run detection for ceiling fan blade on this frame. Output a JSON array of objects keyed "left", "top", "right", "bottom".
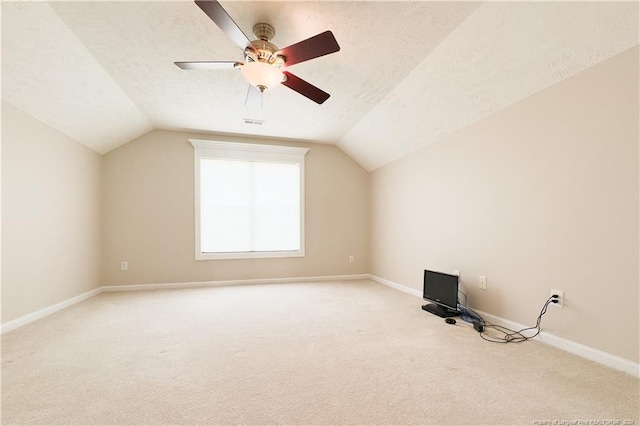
[
  {"left": 281, "top": 71, "right": 330, "bottom": 104},
  {"left": 175, "top": 61, "right": 240, "bottom": 70},
  {"left": 195, "top": 0, "right": 254, "bottom": 52},
  {"left": 277, "top": 31, "right": 340, "bottom": 67}
]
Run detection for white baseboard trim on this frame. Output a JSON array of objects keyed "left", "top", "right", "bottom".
[
  {"left": 1, "top": 275, "right": 371, "bottom": 333},
  {"left": 1, "top": 287, "right": 102, "bottom": 335},
  {"left": 369, "top": 274, "right": 422, "bottom": 298},
  {"left": 7, "top": 274, "right": 637, "bottom": 377},
  {"left": 474, "top": 309, "right": 640, "bottom": 378},
  {"left": 101, "top": 274, "right": 371, "bottom": 292},
  {"left": 369, "top": 274, "right": 640, "bottom": 378}
]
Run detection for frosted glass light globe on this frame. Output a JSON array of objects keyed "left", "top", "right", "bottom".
[{"left": 241, "top": 62, "right": 284, "bottom": 91}]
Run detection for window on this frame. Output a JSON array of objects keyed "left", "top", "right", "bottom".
[{"left": 190, "top": 139, "right": 309, "bottom": 260}]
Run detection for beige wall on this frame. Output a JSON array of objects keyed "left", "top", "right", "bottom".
[
  {"left": 102, "top": 130, "right": 370, "bottom": 285},
  {"left": 1, "top": 101, "right": 102, "bottom": 323},
  {"left": 370, "top": 46, "right": 639, "bottom": 363}
]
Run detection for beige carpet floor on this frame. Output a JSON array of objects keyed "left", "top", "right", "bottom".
[{"left": 2, "top": 280, "right": 638, "bottom": 425}]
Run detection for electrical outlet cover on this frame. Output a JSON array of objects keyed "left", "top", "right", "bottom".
[
  {"left": 479, "top": 276, "right": 487, "bottom": 290},
  {"left": 550, "top": 289, "right": 564, "bottom": 308}
]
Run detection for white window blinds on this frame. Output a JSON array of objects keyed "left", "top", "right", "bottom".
[{"left": 190, "top": 140, "right": 308, "bottom": 260}]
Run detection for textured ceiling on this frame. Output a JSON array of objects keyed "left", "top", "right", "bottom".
[{"left": 2, "top": 1, "right": 638, "bottom": 170}]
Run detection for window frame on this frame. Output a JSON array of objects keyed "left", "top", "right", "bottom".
[{"left": 190, "top": 139, "right": 309, "bottom": 260}]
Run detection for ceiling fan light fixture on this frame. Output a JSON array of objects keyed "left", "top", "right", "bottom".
[
  {"left": 179, "top": 1, "right": 341, "bottom": 104},
  {"left": 241, "top": 62, "right": 283, "bottom": 92}
]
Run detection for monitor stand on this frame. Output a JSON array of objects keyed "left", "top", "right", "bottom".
[{"left": 422, "top": 303, "right": 459, "bottom": 318}]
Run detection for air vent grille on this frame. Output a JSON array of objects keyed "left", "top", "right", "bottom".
[{"left": 243, "top": 118, "right": 264, "bottom": 125}]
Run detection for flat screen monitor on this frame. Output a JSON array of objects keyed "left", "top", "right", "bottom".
[{"left": 422, "top": 270, "right": 459, "bottom": 318}]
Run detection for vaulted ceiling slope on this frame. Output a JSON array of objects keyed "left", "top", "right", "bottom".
[{"left": 2, "top": 1, "right": 638, "bottom": 170}]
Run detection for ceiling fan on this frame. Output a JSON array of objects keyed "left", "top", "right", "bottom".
[{"left": 175, "top": 0, "right": 340, "bottom": 105}]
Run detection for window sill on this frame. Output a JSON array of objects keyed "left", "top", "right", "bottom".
[{"left": 196, "top": 250, "right": 305, "bottom": 260}]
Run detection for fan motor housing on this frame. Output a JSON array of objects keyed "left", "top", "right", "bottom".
[
  {"left": 245, "top": 23, "right": 284, "bottom": 67},
  {"left": 253, "top": 23, "right": 275, "bottom": 41},
  {"left": 246, "top": 40, "right": 282, "bottom": 65}
]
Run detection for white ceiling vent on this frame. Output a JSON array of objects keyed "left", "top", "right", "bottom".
[{"left": 243, "top": 118, "right": 265, "bottom": 125}]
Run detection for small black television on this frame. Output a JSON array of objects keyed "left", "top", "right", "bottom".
[{"left": 422, "top": 270, "right": 459, "bottom": 318}]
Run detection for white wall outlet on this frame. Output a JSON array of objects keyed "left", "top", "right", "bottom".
[
  {"left": 349, "top": 255, "right": 354, "bottom": 263},
  {"left": 120, "top": 261, "right": 128, "bottom": 271},
  {"left": 479, "top": 276, "right": 487, "bottom": 290},
  {"left": 453, "top": 269, "right": 460, "bottom": 276},
  {"left": 550, "top": 289, "right": 564, "bottom": 308}
]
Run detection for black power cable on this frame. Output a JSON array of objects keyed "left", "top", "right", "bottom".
[{"left": 457, "top": 293, "right": 559, "bottom": 344}]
